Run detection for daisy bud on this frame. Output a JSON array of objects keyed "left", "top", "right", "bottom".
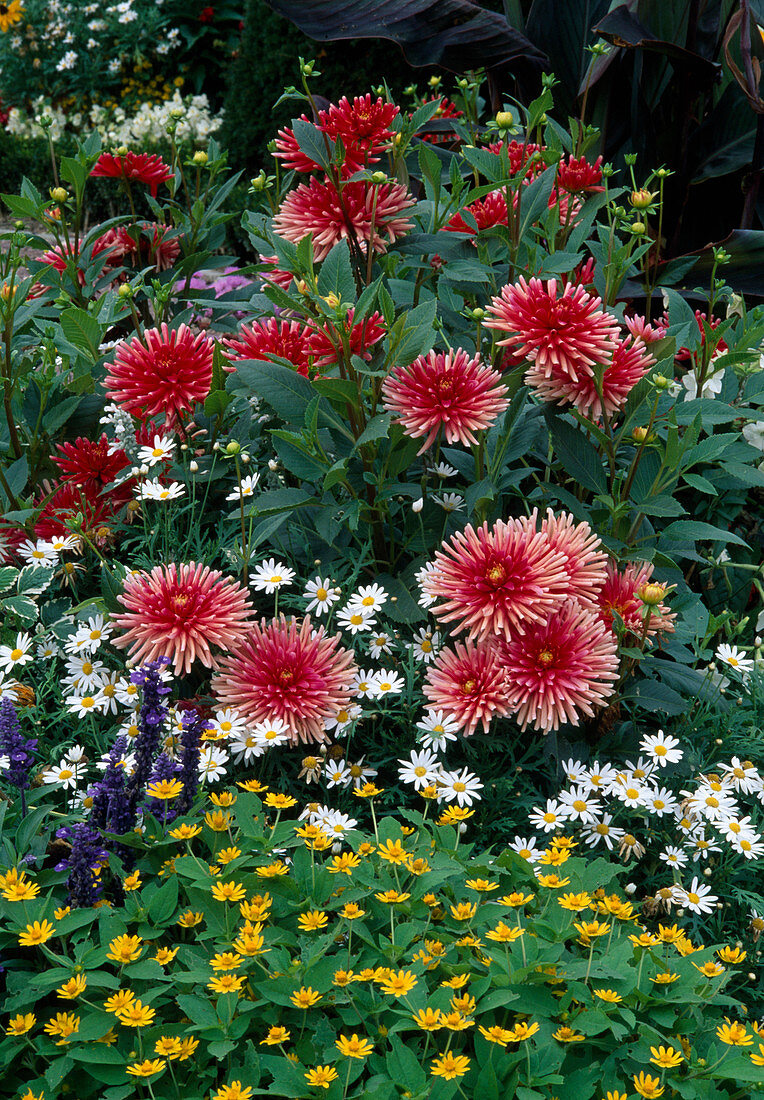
[
  {"left": 241, "top": 454, "right": 250, "bottom": 464},
  {"left": 192, "top": 151, "right": 208, "bottom": 166},
  {"left": 225, "top": 441, "right": 240, "bottom": 455},
  {"left": 652, "top": 373, "right": 669, "bottom": 390},
  {"left": 267, "top": 459, "right": 278, "bottom": 470},
  {"left": 625, "top": 883, "right": 636, "bottom": 895},
  {"left": 495, "top": 110, "right": 514, "bottom": 129},
  {"left": 139, "top": 465, "right": 149, "bottom": 476},
  {"left": 459, "top": 823, "right": 467, "bottom": 834},
  {"left": 117, "top": 284, "right": 133, "bottom": 298},
  {"left": 189, "top": 461, "right": 199, "bottom": 473},
  {"left": 170, "top": 108, "right": 184, "bottom": 120},
  {"left": 470, "top": 308, "right": 485, "bottom": 320},
  {"left": 50, "top": 186, "right": 68, "bottom": 203},
  {"left": 630, "top": 188, "right": 654, "bottom": 209},
  {"left": 116, "top": 146, "right": 129, "bottom": 157},
  {"left": 412, "top": 497, "right": 424, "bottom": 513},
  {"left": 750, "top": 973, "right": 757, "bottom": 981}
]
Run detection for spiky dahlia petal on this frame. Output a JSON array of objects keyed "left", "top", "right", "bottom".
[
  {"left": 90, "top": 152, "right": 173, "bottom": 197},
  {"left": 274, "top": 96, "right": 398, "bottom": 174},
  {"left": 525, "top": 335, "right": 653, "bottom": 419},
  {"left": 211, "top": 616, "right": 357, "bottom": 745},
  {"left": 104, "top": 323, "right": 214, "bottom": 428},
  {"left": 381, "top": 347, "right": 509, "bottom": 455},
  {"left": 222, "top": 317, "right": 316, "bottom": 377},
  {"left": 485, "top": 277, "right": 620, "bottom": 381},
  {"left": 423, "top": 637, "right": 511, "bottom": 735},
  {"left": 272, "top": 177, "right": 415, "bottom": 263},
  {"left": 426, "top": 518, "right": 570, "bottom": 641},
  {"left": 500, "top": 599, "right": 620, "bottom": 732},
  {"left": 52, "top": 434, "right": 129, "bottom": 490},
  {"left": 535, "top": 508, "right": 609, "bottom": 606},
  {"left": 111, "top": 562, "right": 254, "bottom": 676}
]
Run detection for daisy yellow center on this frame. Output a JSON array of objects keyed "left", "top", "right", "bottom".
[
  {"left": 596, "top": 823, "right": 610, "bottom": 835},
  {"left": 336, "top": 710, "right": 349, "bottom": 722},
  {"left": 269, "top": 575, "right": 282, "bottom": 583},
  {"left": 103, "top": 685, "right": 116, "bottom": 697},
  {"left": 433, "top": 724, "right": 444, "bottom": 733},
  {"left": 10, "top": 648, "right": 22, "bottom": 660},
  {"left": 414, "top": 766, "right": 427, "bottom": 777},
  {"left": 626, "top": 788, "right": 639, "bottom": 799},
  {"left": 378, "top": 682, "right": 391, "bottom": 692},
  {"left": 705, "top": 796, "right": 719, "bottom": 808},
  {"left": 733, "top": 767, "right": 745, "bottom": 778},
  {"left": 572, "top": 799, "right": 587, "bottom": 812},
  {"left": 421, "top": 639, "right": 432, "bottom": 651},
  {"left": 32, "top": 550, "right": 45, "bottom": 559},
  {"left": 729, "top": 822, "right": 741, "bottom": 834},
  {"left": 82, "top": 662, "right": 93, "bottom": 675},
  {"left": 151, "top": 448, "right": 164, "bottom": 457},
  {"left": 361, "top": 595, "right": 375, "bottom": 606},
  {"left": 82, "top": 697, "right": 95, "bottom": 708},
  {"left": 59, "top": 769, "right": 73, "bottom": 780},
  {"left": 316, "top": 587, "right": 328, "bottom": 600},
  {"left": 543, "top": 812, "right": 556, "bottom": 823},
  {"left": 654, "top": 799, "right": 665, "bottom": 809},
  {"left": 221, "top": 721, "right": 232, "bottom": 732},
  {"left": 518, "top": 848, "right": 532, "bottom": 858},
  {"left": 264, "top": 729, "right": 279, "bottom": 740},
  {"left": 350, "top": 614, "right": 364, "bottom": 625},
  {"left": 687, "top": 892, "right": 700, "bottom": 904},
  {"left": 728, "top": 656, "right": 739, "bottom": 666},
  {"left": 741, "top": 840, "right": 752, "bottom": 851},
  {"left": 654, "top": 745, "right": 667, "bottom": 756},
  {"left": 452, "top": 781, "right": 466, "bottom": 793}
]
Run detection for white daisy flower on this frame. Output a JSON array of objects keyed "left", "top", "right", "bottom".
[
  {"left": 326, "top": 761, "right": 352, "bottom": 789},
  {"left": 65, "top": 693, "right": 105, "bottom": 718},
  {"left": 0, "top": 677, "right": 18, "bottom": 704},
  {"left": 0, "top": 632, "right": 35, "bottom": 673},
  {"left": 17, "top": 539, "right": 59, "bottom": 567},
  {"left": 207, "top": 709, "right": 249, "bottom": 741},
  {"left": 407, "top": 627, "right": 440, "bottom": 663},
  {"left": 323, "top": 703, "right": 362, "bottom": 733},
  {"left": 249, "top": 558, "right": 295, "bottom": 593},
  {"left": 674, "top": 876, "right": 717, "bottom": 915},
  {"left": 528, "top": 799, "right": 570, "bottom": 833},
  {"left": 438, "top": 766, "right": 483, "bottom": 806},
  {"left": 135, "top": 479, "right": 185, "bottom": 501},
  {"left": 137, "top": 434, "right": 176, "bottom": 467},
  {"left": 434, "top": 461, "right": 458, "bottom": 478},
  {"left": 198, "top": 744, "right": 228, "bottom": 783},
  {"left": 41, "top": 759, "right": 85, "bottom": 788},
  {"left": 510, "top": 836, "right": 541, "bottom": 863},
  {"left": 719, "top": 757, "right": 760, "bottom": 794},
  {"left": 351, "top": 669, "right": 381, "bottom": 698},
  {"left": 225, "top": 473, "right": 260, "bottom": 501},
  {"left": 582, "top": 761, "right": 618, "bottom": 794},
  {"left": 686, "top": 829, "right": 722, "bottom": 862},
  {"left": 48, "top": 534, "right": 80, "bottom": 554},
  {"left": 731, "top": 835, "right": 764, "bottom": 859},
  {"left": 373, "top": 670, "right": 405, "bottom": 697},
  {"left": 398, "top": 748, "right": 441, "bottom": 790},
  {"left": 639, "top": 730, "right": 683, "bottom": 767},
  {"left": 368, "top": 632, "right": 395, "bottom": 656},
  {"left": 343, "top": 758, "right": 378, "bottom": 788},
  {"left": 416, "top": 709, "right": 460, "bottom": 752},
  {"left": 93, "top": 672, "right": 121, "bottom": 715},
  {"left": 720, "top": 815, "right": 757, "bottom": 843},
  {"left": 346, "top": 583, "right": 387, "bottom": 614},
  {"left": 229, "top": 729, "right": 261, "bottom": 764},
  {"left": 303, "top": 576, "right": 340, "bottom": 615},
  {"left": 414, "top": 562, "right": 439, "bottom": 608},
  {"left": 580, "top": 814, "right": 624, "bottom": 851},
  {"left": 558, "top": 785, "right": 602, "bottom": 823},
  {"left": 336, "top": 606, "right": 376, "bottom": 634},
  {"left": 643, "top": 786, "right": 678, "bottom": 818},
  {"left": 115, "top": 679, "right": 141, "bottom": 708},
  {"left": 318, "top": 809, "right": 358, "bottom": 836},
  {"left": 560, "top": 758, "right": 587, "bottom": 784},
  {"left": 659, "top": 845, "right": 688, "bottom": 868},
  {"left": 432, "top": 492, "right": 465, "bottom": 512},
  {"left": 612, "top": 779, "right": 646, "bottom": 808},
  {"left": 252, "top": 718, "right": 290, "bottom": 750},
  {"left": 715, "top": 643, "right": 754, "bottom": 675},
  {"left": 36, "top": 639, "right": 62, "bottom": 660}
]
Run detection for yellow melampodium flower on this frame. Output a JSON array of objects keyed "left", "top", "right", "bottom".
[
  {"left": 6, "top": 1012, "right": 35, "bottom": 1036},
  {"left": 169, "top": 823, "right": 202, "bottom": 840},
  {"left": 208, "top": 974, "right": 245, "bottom": 995},
  {"left": 430, "top": 1052, "right": 471, "bottom": 1080},
  {"left": 717, "top": 945, "right": 747, "bottom": 964},
  {"left": 413, "top": 1008, "right": 443, "bottom": 1031},
  {"left": 260, "top": 1026, "right": 291, "bottom": 1046},
  {"left": 127, "top": 1059, "right": 166, "bottom": 1078},
  {"left": 327, "top": 852, "right": 360, "bottom": 875},
  {"left": 209, "top": 790, "right": 237, "bottom": 807},
  {"left": 717, "top": 1018, "right": 754, "bottom": 1046},
  {"left": 146, "top": 778, "right": 184, "bottom": 800},
  {"left": 264, "top": 792, "right": 298, "bottom": 809},
  {"left": 290, "top": 986, "right": 322, "bottom": 1008},
  {"left": 116, "top": 999, "right": 155, "bottom": 1028},
  {"left": 177, "top": 910, "right": 204, "bottom": 927},
  {"left": 553, "top": 1026, "right": 585, "bottom": 1042},
  {"left": 211, "top": 880, "right": 247, "bottom": 903},
  {"left": 304, "top": 1066, "right": 338, "bottom": 1089},
  {"left": 18, "top": 920, "right": 56, "bottom": 946},
  {"left": 56, "top": 975, "right": 87, "bottom": 999},
  {"left": 649, "top": 1045, "right": 684, "bottom": 1068},
  {"left": 107, "top": 934, "right": 143, "bottom": 964},
  {"left": 153, "top": 946, "right": 180, "bottom": 964},
  {"left": 558, "top": 891, "right": 592, "bottom": 912},
  {"left": 104, "top": 990, "right": 136, "bottom": 1015},
  {"left": 486, "top": 921, "right": 524, "bottom": 943},
  {"left": 449, "top": 901, "right": 477, "bottom": 921},
  {"left": 154, "top": 1036, "right": 182, "bottom": 1058},
  {"left": 297, "top": 910, "right": 329, "bottom": 932},
  {"left": 176, "top": 1037, "right": 199, "bottom": 1061},
  {"left": 217, "top": 847, "right": 242, "bottom": 865},
  {"left": 212, "top": 1083, "right": 253, "bottom": 1100},
  {"left": 210, "top": 952, "right": 243, "bottom": 972},
  {"left": 377, "top": 838, "right": 408, "bottom": 864},
  {"left": 378, "top": 969, "right": 417, "bottom": 998},
  {"left": 204, "top": 810, "right": 232, "bottom": 832},
  {"left": 374, "top": 889, "right": 410, "bottom": 904},
  {"left": 593, "top": 988, "right": 623, "bottom": 1004},
  {"left": 508, "top": 1020, "right": 539, "bottom": 1042},
  {"left": 340, "top": 902, "right": 365, "bottom": 920},
  {"left": 335, "top": 1033, "right": 374, "bottom": 1058},
  {"left": 123, "top": 871, "right": 142, "bottom": 892},
  {"left": 43, "top": 1012, "right": 79, "bottom": 1042},
  {"left": 632, "top": 1071, "right": 665, "bottom": 1098}
]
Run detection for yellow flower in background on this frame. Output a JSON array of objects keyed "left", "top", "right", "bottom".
[
  {"left": 478, "top": 1023, "right": 514, "bottom": 1045},
  {"left": 304, "top": 1066, "right": 338, "bottom": 1089},
  {"left": 650, "top": 971, "right": 679, "bottom": 985},
  {"left": 208, "top": 974, "right": 245, "bottom": 995},
  {"left": 204, "top": 810, "right": 232, "bottom": 832},
  {"left": 104, "top": 990, "right": 136, "bottom": 1015},
  {"left": 177, "top": 910, "right": 204, "bottom": 927},
  {"left": 123, "top": 871, "right": 142, "bottom": 892},
  {"left": 593, "top": 988, "right": 622, "bottom": 1004},
  {"left": 500, "top": 891, "right": 535, "bottom": 907},
  {"left": 210, "top": 952, "right": 243, "bottom": 972},
  {"left": 0, "top": 2, "right": 25, "bottom": 34},
  {"left": 211, "top": 880, "right": 246, "bottom": 903},
  {"left": 18, "top": 920, "right": 55, "bottom": 946},
  {"left": 375, "top": 889, "right": 410, "bottom": 904},
  {"left": 486, "top": 922, "right": 523, "bottom": 943},
  {"left": 413, "top": 1008, "right": 443, "bottom": 1031},
  {"left": 153, "top": 946, "right": 180, "bottom": 964},
  {"left": 327, "top": 852, "right": 360, "bottom": 875},
  {"left": 508, "top": 1021, "right": 539, "bottom": 1042},
  {"left": 209, "top": 790, "right": 237, "bottom": 807},
  {"left": 116, "top": 1000, "right": 155, "bottom": 1028},
  {"left": 430, "top": 1052, "right": 470, "bottom": 1080},
  {"left": 553, "top": 1026, "right": 585, "bottom": 1042},
  {"left": 649, "top": 1045, "right": 684, "bottom": 1068},
  {"left": 127, "top": 1059, "right": 166, "bottom": 1078},
  {"left": 264, "top": 792, "right": 298, "bottom": 809},
  {"left": 335, "top": 1033, "right": 374, "bottom": 1058},
  {"left": 717, "top": 1018, "right": 754, "bottom": 1046},
  {"left": 154, "top": 1036, "right": 182, "bottom": 1059},
  {"left": 449, "top": 901, "right": 476, "bottom": 921},
  {"left": 377, "top": 839, "right": 408, "bottom": 864},
  {"left": 6, "top": 1012, "right": 35, "bottom": 1036},
  {"left": 340, "top": 902, "right": 365, "bottom": 920},
  {"left": 56, "top": 975, "right": 87, "bottom": 999},
  {"left": 107, "top": 934, "right": 142, "bottom": 964},
  {"left": 169, "top": 823, "right": 202, "bottom": 840},
  {"left": 212, "top": 1082, "right": 253, "bottom": 1100},
  {"left": 465, "top": 878, "right": 498, "bottom": 892},
  {"left": 43, "top": 1012, "right": 79, "bottom": 1043},
  {"left": 692, "top": 960, "right": 725, "bottom": 979},
  {"left": 217, "top": 847, "right": 242, "bottom": 865},
  {"left": 632, "top": 1072, "right": 665, "bottom": 1098},
  {"left": 717, "top": 945, "right": 747, "bottom": 964},
  {"left": 290, "top": 987, "right": 322, "bottom": 1008},
  {"left": 176, "top": 1036, "right": 199, "bottom": 1061},
  {"left": 298, "top": 910, "right": 329, "bottom": 932},
  {"left": 378, "top": 969, "right": 417, "bottom": 998},
  {"left": 146, "top": 778, "right": 184, "bottom": 800},
  {"left": 256, "top": 861, "right": 289, "bottom": 878},
  {"left": 260, "top": 1026, "right": 291, "bottom": 1045},
  {"left": 54, "top": 905, "right": 71, "bottom": 919},
  {"left": 558, "top": 892, "right": 591, "bottom": 912}
]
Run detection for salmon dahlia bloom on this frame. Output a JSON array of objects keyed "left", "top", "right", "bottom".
[
  {"left": 525, "top": 336, "right": 653, "bottom": 419},
  {"left": 597, "top": 561, "right": 675, "bottom": 638},
  {"left": 485, "top": 277, "right": 620, "bottom": 380},
  {"left": 500, "top": 600, "right": 619, "bottom": 732},
  {"left": 381, "top": 348, "right": 509, "bottom": 455},
  {"left": 90, "top": 151, "right": 173, "bottom": 197},
  {"left": 111, "top": 562, "right": 254, "bottom": 675},
  {"left": 426, "top": 518, "right": 570, "bottom": 640},
  {"left": 536, "top": 509, "right": 609, "bottom": 606},
  {"left": 272, "top": 177, "right": 415, "bottom": 262},
  {"left": 423, "top": 637, "right": 511, "bottom": 735},
  {"left": 105, "top": 323, "right": 214, "bottom": 428},
  {"left": 211, "top": 616, "right": 357, "bottom": 745}
]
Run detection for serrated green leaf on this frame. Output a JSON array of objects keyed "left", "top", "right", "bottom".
[
  {"left": 316, "top": 240, "right": 356, "bottom": 302},
  {"left": 59, "top": 307, "right": 102, "bottom": 358}
]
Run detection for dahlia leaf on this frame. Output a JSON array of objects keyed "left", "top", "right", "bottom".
[
  {"left": 59, "top": 307, "right": 102, "bottom": 360},
  {"left": 546, "top": 414, "right": 606, "bottom": 495},
  {"left": 352, "top": 412, "right": 392, "bottom": 452},
  {"left": 660, "top": 520, "right": 747, "bottom": 547},
  {"left": 316, "top": 240, "right": 356, "bottom": 303}
]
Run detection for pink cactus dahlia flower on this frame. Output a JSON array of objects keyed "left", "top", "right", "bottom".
[
  {"left": 525, "top": 335, "right": 653, "bottom": 420},
  {"left": 423, "top": 637, "right": 512, "bottom": 735}
]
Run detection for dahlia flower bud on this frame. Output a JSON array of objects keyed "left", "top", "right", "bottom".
[
  {"left": 495, "top": 111, "right": 514, "bottom": 129},
  {"left": 370, "top": 171, "right": 388, "bottom": 184},
  {"left": 630, "top": 189, "right": 655, "bottom": 209},
  {"left": 632, "top": 426, "right": 648, "bottom": 443},
  {"left": 638, "top": 582, "right": 668, "bottom": 606},
  {"left": 652, "top": 374, "right": 669, "bottom": 390},
  {"left": 115, "top": 145, "right": 129, "bottom": 156},
  {"left": 323, "top": 292, "right": 340, "bottom": 309},
  {"left": 225, "top": 441, "right": 241, "bottom": 455},
  {"left": 50, "top": 186, "right": 68, "bottom": 203},
  {"left": 630, "top": 221, "right": 646, "bottom": 235},
  {"left": 192, "top": 151, "right": 208, "bottom": 166}
]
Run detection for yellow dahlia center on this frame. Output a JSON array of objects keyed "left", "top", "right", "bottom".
[
  {"left": 278, "top": 669, "right": 295, "bottom": 686},
  {"left": 486, "top": 561, "right": 507, "bottom": 585},
  {"left": 538, "top": 648, "right": 555, "bottom": 666},
  {"left": 460, "top": 678, "right": 476, "bottom": 694}
]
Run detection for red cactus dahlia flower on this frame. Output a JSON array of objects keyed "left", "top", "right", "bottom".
[
  {"left": 309, "top": 309, "right": 386, "bottom": 371},
  {"left": 104, "top": 323, "right": 214, "bottom": 428},
  {"left": 426, "top": 518, "right": 570, "bottom": 641},
  {"left": 272, "top": 177, "right": 415, "bottom": 262},
  {"left": 222, "top": 317, "right": 316, "bottom": 377},
  {"left": 524, "top": 335, "right": 653, "bottom": 420},
  {"left": 111, "top": 562, "right": 254, "bottom": 676},
  {"left": 275, "top": 94, "right": 399, "bottom": 173},
  {"left": 90, "top": 151, "right": 173, "bottom": 197},
  {"left": 500, "top": 599, "right": 619, "bottom": 732},
  {"left": 211, "top": 616, "right": 357, "bottom": 745},
  {"left": 597, "top": 561, "right": 675, "bottom": 638},
  {"left": 52, "top": 434, "right": 129, "bottom": 492},
  {"left": 423, "top": 637, "right": 511, "bottom": 735},
  {"left": 556, "top": 154, "right": 604, "bottom": 194},
  {"left": 381, "top": 347, "right": 509, "bottom": 455},
  {"left": 485, "top": 277, "right": 620, "bottom": 381}
]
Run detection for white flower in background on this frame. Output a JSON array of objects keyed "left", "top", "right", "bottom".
[
  {"left": 196, "top": 744, "right": 227, "bottom": 783},
  {"left": 434, "top": 461, "right": 458, "bottom": 478},
  {"left": 716, "top": 643, "right": 753, "bottom": 675},
  {"left": 252, "top": 718, "right": 290, "bottom": 751},
  {"left": 560, "top": 758, "right": 587, "bottom": 784},
  {"left": 41, "top": 759, "right": 85, "bottom": 788},
  {"left": 611, "top": 779, "right": 645, "bottom": 808},
  {"left": 408, "top": 628, "right": 440, "bottom": 663},
  {"left": 510, "top": 836, "right": 541, "bottom": 863},
  {"left": 686, "top": 783, "right": 739, "bottom": 822},
  {"left": 681, "top": 370, "right": 723, "bottom": 401},
  {"left": 582, "top": 761, "right": 618, "bottom": 795},
  {"left": 17, "top": 539, "right": 58, "bottom": 567},
  {"left": 336, "top": 606, "right": 375, "bottom": 634},
  {"left": 416, "top": 709, "right": 460, "bottom": 752},
  {"left": 659, "top": 846, "right": 688, "bottom": 868},
  {"left": 528, "top": 799, "right": 570, "bottom": 833},
  {"left": 303, "top": 576, "right": 340, "bottom": 615},
  {"left": 368, "top": 631, "right": 395, "bottom": 656},
  {"left": 323, "top": 703, "right": 362, "bottom": 734},
  {"left": 229, "top": 729, "right": 260, "bottom": 764},
  {"left": 64, "top": 655, "right": 106, "bottom": 691},
  {"left": 675, "top": 876, "right": 718, "bottom": 915},
  {"left": 731, "top": 835, "right": 764, "bottom": 859},
  {"left": 206, "top": 709, "right": 248, "bottom": 741},
  {"left": 639, "top": 731, "right": 683, "bottom": 767},
  {"left": 65, "top": 693, "right": 105, "bottom": 718},
  {"left": 742, "top": 420, "right": 764, "bottom": 451},
  {"left": 325, "top": 760, "right": 352, "bottom": 789},
  {"left": 720, "top": 815, "right": 758, "bottom": 844},
  {"left": 226, "top": 474, "right": 259, "bottom": 501},
  {"left": 249, "top": 558, "right": 295, "bottom": 593},
  {"left": 621, "top": 756, "right": 656, "bottom": 783},
  {"left": 580, "top": 814, "right": 624, "bottom": 851},
  {"left": 318, "top": 809, "right": 358, "bottom": 837},
  {"left": 398, "top": 749, "right": 441, "bottom": 790},
  {"left": 346, "top": 583, "right": 387, "bottom": 614},
  {"left": 0, "top": 678, "right": 19, "bottom": 703},
  {"left": 94, "top": 672, "right": 121, "bottom": 716},
  {"left": 558, "top": 786, "right": 602, "bottom": 823},
  {"left": 36, "top": 638, "right": 61, "bottom": 661},
  {"left": 687, "top": 829, "right": 722, "bottom": 862},
  {"left": 438, "top": 767, "right": 483, "bottom": 807},
  {"left": 373, "top": 670, "right": 405, "bottom": 698},
  {"left": 432, "top": 492, "right": 465, "bottom": 512},
  {"left": 49, "top": 534, "right": 80, "bottom": 554},
  {"left": 136, "top": 479, "right": 185, "bottom": 502},
  {"left": 643, "top": 787, "right": 678, "bottom": 818},
  {"left": 719, "top": 757, "right": 761, "bottom": 794},
  {"left": 137, "top": 434, "right": 176, "bottom": 467},
  {"left": 351, "top": 669, "right": 381, "bottom": 699},
  {"left": 0, "top": 633, "right": 34, "bottom": 673},
  {"left": 56, "top": 50, "right": 78, "bottom": 71}
]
